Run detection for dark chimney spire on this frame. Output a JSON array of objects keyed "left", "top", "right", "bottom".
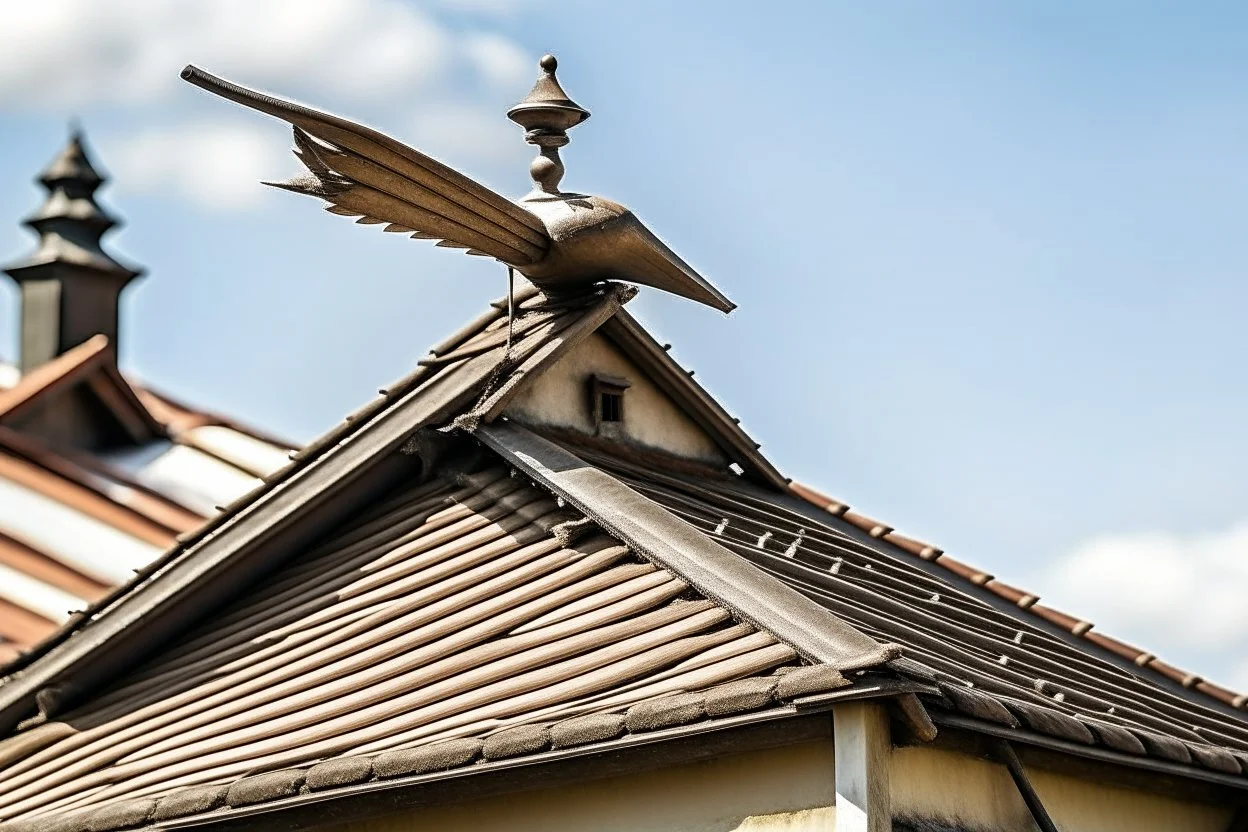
[{"left": 3, "top": 128, "right": 143, "bottom": 373}]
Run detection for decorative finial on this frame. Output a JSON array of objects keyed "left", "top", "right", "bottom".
[
  {"left": 183, "top": 61, "right": 736, "bottom": 312},
  {"left": 507, "top": 54, "right": 589, "bottom": 194}
]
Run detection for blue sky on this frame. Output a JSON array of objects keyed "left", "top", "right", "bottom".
[{"left": 1, "top": 2, "right": 1246, "bottom": 688}]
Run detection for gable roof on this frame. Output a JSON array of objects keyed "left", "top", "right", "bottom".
[
  {"left": 0, "top": 336, "right": 162, "bottom": 445},
  {"left": 1, "top": 282, "right": 1245, "bottom": 831}
]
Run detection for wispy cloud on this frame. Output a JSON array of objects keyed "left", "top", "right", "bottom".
[
  {"left": 1037, "top": 523, "right": 1248, "bottom": 689},
  {"left": 0, "top": 0, "right": 530, "bottom": 108},
  {"left": 0, "top": 0, "right": 535, "bottom": 209},
  {"left": 106, "top": 121, "right": 289, "bottom": 209}
]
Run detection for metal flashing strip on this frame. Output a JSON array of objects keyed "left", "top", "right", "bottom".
[{"left": 473, "top": 421, "right": 896, "bottom": 672}]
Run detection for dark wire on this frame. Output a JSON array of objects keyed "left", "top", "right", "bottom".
[{"left": 505, "top": 266, "right": 515, "bottom": 353}]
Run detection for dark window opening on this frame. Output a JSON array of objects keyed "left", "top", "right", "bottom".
[
  {"left": 590, "top": 374, "right": 631, "bottom": 433},
  {"left": 600, "top": 390, "right": 623, "bottom": 422}
]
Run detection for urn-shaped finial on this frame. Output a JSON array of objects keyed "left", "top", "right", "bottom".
[{"left": 507, "top": 55, "right": 589, "bottom": 194}]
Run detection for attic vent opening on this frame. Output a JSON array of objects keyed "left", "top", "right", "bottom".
[
  {"left": 590, "top": 374, "right": 630, "bottom": 435},
  {"left": 600, "top": 390, "right": 622, "bottom": 422}
]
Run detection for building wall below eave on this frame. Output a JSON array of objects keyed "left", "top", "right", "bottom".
[
  {"left": 503, "top": 331, "right": 728, "bottom": 465},
  {"left": 891, "top": 744, "right": 1234, "bottom": 832},
  {"left": 321, "top": 741, "right": 835, "bottom": 832}
]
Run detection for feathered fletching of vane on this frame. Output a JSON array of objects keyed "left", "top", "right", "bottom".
[{"left": 263, "top": 124, "right": 546, "bottom": 262}]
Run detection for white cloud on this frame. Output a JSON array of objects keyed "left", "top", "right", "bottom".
[
  {"left": 460, "top": 32, "right": 532, "bottom": 90},
  {"left": 106, "top": 122, "right": 290, "bottom": 209},
  {"left": 0, "top": 0, "right": 539, "bottom": 210},
  {"left": 409, "top": 100, "right": 529, "bottom": 170},
  {"left": 0, "top": 0, "right": 520, "bottom": 109},
  {"left": 1038, "top": 523, "right": 1248, "bottom": 688}
]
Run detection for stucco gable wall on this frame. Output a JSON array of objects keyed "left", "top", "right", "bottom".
[
  {"left": 891, "top": 744, "right": 1233, "bottom": 832},
  {"left": 504, "top": 331, "right": 728, "bottom": 465}
]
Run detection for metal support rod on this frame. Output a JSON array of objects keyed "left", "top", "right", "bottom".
[
  {"left": 991, "top": 738, "right": 1059, "bottom": 832},
  {"left": 505, "top": 265, "right": 516, "bottom": 353}
]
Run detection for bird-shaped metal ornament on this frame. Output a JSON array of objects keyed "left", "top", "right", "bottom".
[{"left": 181, "top": 56, "right": 734, "bottom": 313}]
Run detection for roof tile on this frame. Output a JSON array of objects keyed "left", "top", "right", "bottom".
[
  {"left": 1132, "top": 730, "right": 1193, "bottom": 764},
  {"left": 1186, "top": 743, "right": 1243, "bottom": 775},
  {"left": 549, "top": 713, "right": 627, "bottom": 749},
  {"left": 225, "top": 769, "right": 306, "bottom": 808},
  {"left": 304, "top": 757, "right": 374, "bottom": 791},
  {"left": 1004, "top": 700, "right": 1095, "bottom": 745},
  {"left": 84, "top": 799, "right": 154, "bottom": 832},
  {"left": 703, "top": 677, "right": 777, "bottom": 717},
  {"left": 775, "top": 665, "right": 850, "bottom": 700},
  {"left": 150, "top": 784, "right": 227, "bottom": 821},
  {"left": 937, "top": 683, "right": 1020, "bottom": 728},
  {"left": 625, "top": 693, "right": 706, "bottom": 733},
  {"left": 481, "top": 724, "right": 552, "bottom": 761},
  {"left": 1075, "top": 717, "right": 1146, "bottom": 755},
  {"left": 373, "top": 739, "right": 483, "bottom": 779}
]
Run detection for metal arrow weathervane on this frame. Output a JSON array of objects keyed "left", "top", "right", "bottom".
[{"left": 181, "top": 55, "right": 734, "bottom": 313}]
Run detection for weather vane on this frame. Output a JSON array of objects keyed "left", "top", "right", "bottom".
[{"left": 180, "top": 55, "right": 733, "bottom": 313}]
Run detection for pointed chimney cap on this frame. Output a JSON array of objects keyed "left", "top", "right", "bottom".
[
  {"left": 507, "top": 55, "right": 590, "bottom": 136},
  {"left": 38, "top": 129, "right": 104, "bottom": 190}
]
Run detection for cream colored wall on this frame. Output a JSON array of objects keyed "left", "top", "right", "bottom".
[
  {"left": 324, "top": 742, "right": 835, "bottom": 832},
  {"left": 504, "top": 332, "right": 728, "bottom": 464},
  {"left": 891, "top": 744, "right": 1234, "bottom": 832}
]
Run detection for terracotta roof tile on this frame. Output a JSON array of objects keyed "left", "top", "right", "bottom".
[{"left": 0, "top": 337, "right": 111, "bottom": 421}]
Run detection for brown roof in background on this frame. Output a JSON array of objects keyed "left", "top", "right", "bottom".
[{"left": 0, "top": 351, "right": 294, "bottom": 659}]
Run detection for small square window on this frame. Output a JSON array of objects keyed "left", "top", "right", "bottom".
[
  {"left": 590, "top": 374, "right": 630, "bottom": 433},
  {"left": 600, "top": 389, "right": 623, "bottom": 422}
]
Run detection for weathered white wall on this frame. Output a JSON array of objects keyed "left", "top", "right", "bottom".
[
  {"left": 891, "top": 744, "right": 1233, "bottom": 832},
  {"left": 504, "top": 331, "right": 728, "bottom": 464},
  {"left": 324, "top": 741, "right": 836, "bottom": 832}
]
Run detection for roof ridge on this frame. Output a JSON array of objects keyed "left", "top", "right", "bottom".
[
  {"left": 0, "top": 337, "right": 111, "bottom": 421},
  {"left": 787, "top": 480, "right": 1248, "bottom": 712}
]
